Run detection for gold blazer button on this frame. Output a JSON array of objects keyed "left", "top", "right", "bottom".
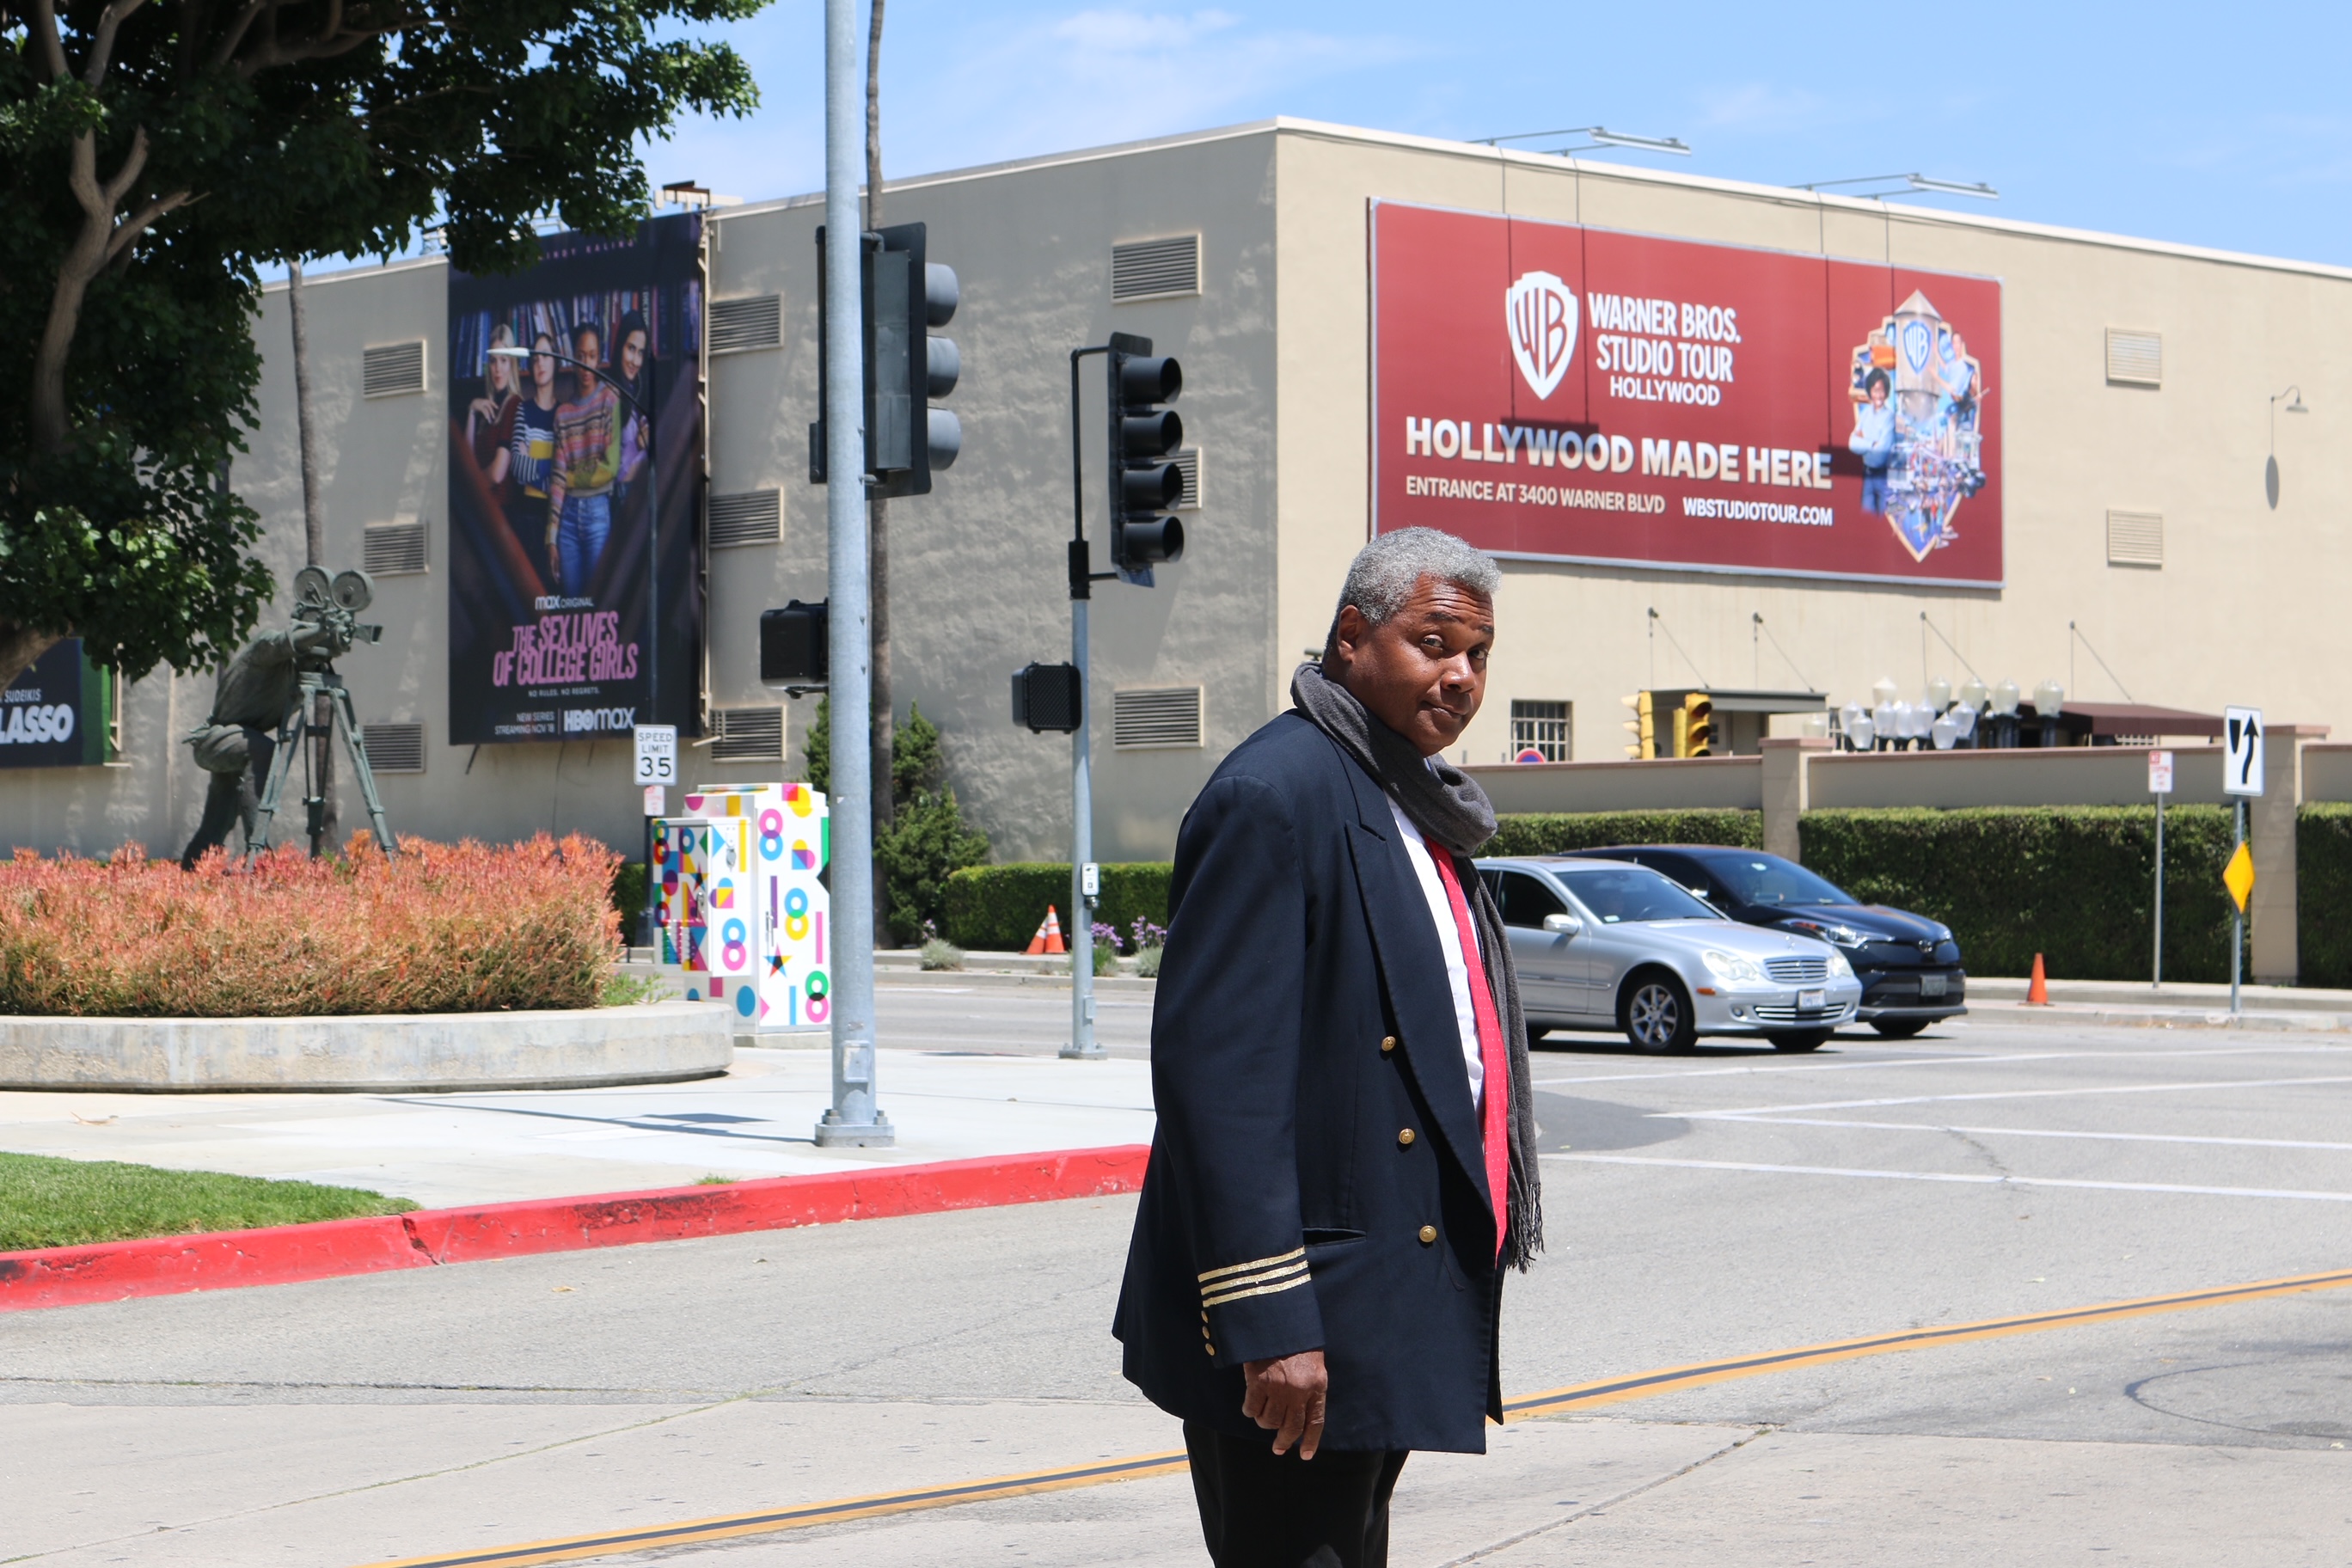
[
  {"left": 1396, "top": 1128, "right": 1416, "bottom": 1148},
  {"left": 1418, "top": 1225, "right": 1436, "bottom": 1245},
  {"left": 1380, "top": 1035, "right": 1397, "bottom": 1054}
]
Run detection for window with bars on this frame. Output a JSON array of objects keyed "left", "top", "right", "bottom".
[
  {"left": 363, "top": 521, "right": 428, "bottom": 575},
  {"left": 361, "top": 341, "right": 426, "bottom": 398},
  {"left": 1510, "top": 700, "right": 1571, "bottom": 762},
  {"left": 708, "top": 489, "right": 781, "bottom": 548},
  {"left": 2105, "top": 328, "right": 2161, "bottom": 388},
  {"left": 1112, "top": 235, "right": 1201, "bottom": 302},
  {"left": 709, "top": 295, "right": 782, "bottom": 353},
  {"left": 709, "top": 706, "right": 784, "bottom": 763},
  {"left": 1112, "top": 686, "right": 1204, "bottom": 749},
  {"left": 361, "top": 721, "right": 425, "bottom": 773}
]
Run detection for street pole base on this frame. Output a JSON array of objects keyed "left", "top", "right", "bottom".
[
  {"left": 814, "top": 1110, "right": 895, "bottom": 1148},
  {"left": 1059, "top": 1043, "right": 1108, "bottom": 1060}
]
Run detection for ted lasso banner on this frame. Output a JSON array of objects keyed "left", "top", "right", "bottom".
[
  {"left": 1371, "top": 201, "right": 2002, "bottom": 586},
  {"left": 447, "top": 213, "right": 705, "bottom": 744}
]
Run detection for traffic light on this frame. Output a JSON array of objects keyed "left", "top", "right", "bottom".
[
  {"left": 1620, "top": 691, "right": 1655, "bottom": 759},
  {"left": 1106, "top": 330, "right": 1185, "bottom": 585},
  {"left": 759, "top": 600, "right": 828, "bottom": 691},
  {"left": 1012, "top": 663, "right": 1082, "bottom": 732},
  {"left": 1683, "top": 694, "right": 1716, "bottom": 756},
  {"left": 809, "top": 223, "right": 960, "bottom": 497}
]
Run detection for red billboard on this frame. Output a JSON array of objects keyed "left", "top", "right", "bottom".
[{"left": 1371, "top": 201, "right": 2002, "bottom": 586}]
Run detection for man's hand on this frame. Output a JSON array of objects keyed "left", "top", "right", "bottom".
[{"left": 1241, "top": 1349, "right": 1327, "bottom": 1460}]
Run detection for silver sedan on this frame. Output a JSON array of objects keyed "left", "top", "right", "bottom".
[{"left": 1474, "top": 855, "right": 1862, "bottom": 1054}]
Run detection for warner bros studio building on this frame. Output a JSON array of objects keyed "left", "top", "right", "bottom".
[{"left": 4, "top": 117, "right": 2347, "bottom": 868}]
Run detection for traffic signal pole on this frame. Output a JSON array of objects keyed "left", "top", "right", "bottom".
[
  {"left": 815, "top": 0, "right": 890, "bottom": 1145},
  {"left": 1063, "top": 345, "right": 1110, "bottom": 1060},
  {"left": 1055, "top": 334, "right": 1182, "bottom": 1060}
]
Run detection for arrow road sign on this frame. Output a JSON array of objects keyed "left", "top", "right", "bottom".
[{"left": 2224, "top": 707, "right": 2263, "bottom": 798}]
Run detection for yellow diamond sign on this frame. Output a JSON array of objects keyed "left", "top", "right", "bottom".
[{"left": 2223, "top": 842, "right": 2257, "bottom": 913}]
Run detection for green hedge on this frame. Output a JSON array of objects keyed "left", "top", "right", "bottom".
[
  {"left": 1799, "top": 806, "right": 2238, "bottom": 983},
  {"left": 612, "top": 861, "right": 648, "bottom": 927},
  {"left": 2298, "top": 805, "right": 2352, "bottom": 989},
  {"left": 944, "top": 862, "right": 1173, "bottom": 952},
  {"left": 1487, "top": 810, "right": 1761, "bottom": 856}
]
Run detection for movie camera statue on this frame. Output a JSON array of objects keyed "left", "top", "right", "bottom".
[{"left": 179, "top": 567, "right": 395, "bottom": 867}]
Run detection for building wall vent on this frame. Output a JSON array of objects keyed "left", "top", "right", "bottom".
[
  {"left": 1112, "top": 685, "right": 1205, "bottom": 749},
  {"left": 709, "top": 295, "right": 782, "bottom": 354},
  {"left": 362, "top": 721, "right": 426, "bottom": 774},
  {"left": 1112, "top": 236, "right": 1202, "bottom": 303},
  {"left": 2105, "top": 328, "right": 2162, "bottom": 388},
  {"left": 2106, "top": 509, "right": 2164, "bottom": 567},
  {"left": 709, "top": 706, "right": 785, "bottom": 763},
  {"left": 1169, "top": 447, "right": 1203, "bottom": 510},
  {"left": 362, "top": 521, "right": 429, "bottom": 575},
  {"left": 708, "top": 489, "right": 782, "bottom": 548},
  {"left": 361, "top": 340, "right": 426, "bottom": 398}
]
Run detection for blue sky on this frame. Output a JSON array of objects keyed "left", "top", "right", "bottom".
[{"left": 644, "top": 0, "right": 2352, "bottom": 266}]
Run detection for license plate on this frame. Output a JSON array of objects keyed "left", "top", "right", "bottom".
[
  {"left": 1919, "top": 973, "right": 1948, "bottom": 999},
  {"left": 1798, "top": 989, "right": 1826, "bottom": 1011}
]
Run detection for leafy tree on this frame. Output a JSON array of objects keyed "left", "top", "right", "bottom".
[
  {"left": 876, "top": 701, "right": 987, "bottom": 943},
  {"left": 798, "top": 695, "right": 830, "bottom": 794},
  {"left": 1, "top": 0, "right": 767, "bottom": 689}
]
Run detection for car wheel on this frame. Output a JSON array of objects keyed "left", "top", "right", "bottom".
[
  {"left": 1769, "top": 1030, "right": 1832, "bottom": 1052},
  {"left": 1620, "top": 971, "right": 1696, "bottom": 1055},
  {"left": 1871, "top": 1018, "right": 1930, "bottom": 1039}
]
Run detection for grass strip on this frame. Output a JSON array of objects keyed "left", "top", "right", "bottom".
[{"left": 0, "top": 1150, "right": 418, "bottom": 1252}]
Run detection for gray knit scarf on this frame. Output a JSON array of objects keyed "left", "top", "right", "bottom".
[{"left": 1290, "top": 662, "right": 1543, "bottom": 1271}]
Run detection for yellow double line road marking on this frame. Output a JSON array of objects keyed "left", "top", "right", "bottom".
[{"left": 359, "top": 1264, "right": 2352, "bottom": 1568}]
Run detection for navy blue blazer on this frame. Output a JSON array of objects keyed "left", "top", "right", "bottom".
[{"left": 1113, "top": 711, "right": 1506, "bottom": 1455}]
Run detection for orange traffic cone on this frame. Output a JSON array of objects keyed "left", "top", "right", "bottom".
[
  {"left": 2026, "top": 952, "right": 2049, "bottom": 1006},
  {"left": 1026, "top": 905, "right": 1067, "bottom": 956}
]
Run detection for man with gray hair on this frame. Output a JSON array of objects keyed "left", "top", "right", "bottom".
[{"left": 1115, "top": 527, "right": 1540, "bottom": 1566}]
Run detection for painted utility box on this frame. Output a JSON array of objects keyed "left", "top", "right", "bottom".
[{"left": 654, "top": 782, "right": 830, "bottom": 1032}]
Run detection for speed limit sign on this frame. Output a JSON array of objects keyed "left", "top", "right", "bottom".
[{"left": 633, "top": 725, "right": 677, "bottom": 787}]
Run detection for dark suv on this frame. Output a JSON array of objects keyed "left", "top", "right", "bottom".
[{"left": 1564, "top": 845, "right": 1966, "bottom": 1037}]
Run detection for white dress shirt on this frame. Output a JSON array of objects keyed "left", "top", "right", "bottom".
[{"left": 1387, "top": 798, "right": 1484, "bottom": 1107}]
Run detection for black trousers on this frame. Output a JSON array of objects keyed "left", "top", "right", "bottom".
[
  {"left": 1183, "top": 1422, "right": 1410, "bottom": 1568},
  {"left": 180, "top": 729, "right": 274, "bottom": 869}
]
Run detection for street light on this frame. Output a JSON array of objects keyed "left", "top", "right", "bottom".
[
  {"left": 2268, "top": 385, "right": 2308, "bottom": 510},
  {"left": 1478, "top": 126, "right": 1693, "bottom": 156},
  {"left": 1795, "top": 173, "right": 1999, "bottom": 201},
  {"left": 488, "top": 344, "right": 660, "bottom": 724}
]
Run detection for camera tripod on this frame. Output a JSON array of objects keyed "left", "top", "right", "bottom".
[{"left": 249, "top": 667, "right": 395, "bottom": 858}]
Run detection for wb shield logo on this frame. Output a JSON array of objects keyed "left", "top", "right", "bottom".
[{"left": 1507, "top": 272, "right": 1577, "bottom": 401}]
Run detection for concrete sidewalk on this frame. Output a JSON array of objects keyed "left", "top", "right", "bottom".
[{"left": 0, "top": 1046, "right": 1155, "bottom": 1209}]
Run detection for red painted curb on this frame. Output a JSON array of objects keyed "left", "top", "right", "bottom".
[{"left": 0, "top": 1143, "right": 1150, "bottom": 1313}]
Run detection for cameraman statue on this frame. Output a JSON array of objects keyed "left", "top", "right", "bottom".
[{"left": 180, "top": 569, "right": 386, "bottom": 867}]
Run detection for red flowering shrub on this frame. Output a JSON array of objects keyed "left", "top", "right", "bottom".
[{"left": 0, "top": 835, "right": 622, "bottom": 1016}]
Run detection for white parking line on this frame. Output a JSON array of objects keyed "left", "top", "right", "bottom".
[
  {"left": 1533, "top": 1041, "right": 2352, "bottom": 1089},
  {"left": 1694, "top": 1116, "right": 2352, "bottom": 1153},
  {"left": 1674, "top": 1075, "right": 2352, "bottom": 1119},
  {"left": 1547, "top": 1152, "right": 2352, "bottom": 1204}
]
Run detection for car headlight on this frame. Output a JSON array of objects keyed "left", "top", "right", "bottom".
[
  {"left": 1826, "top": 950, "right": 1854, "bottom": 979},
  {"left": 1795, "top": 920, "right": 1869, "bottom": 948},
  {"left": 1701, "top": 949, "right": 1767, "bottom": 985}
]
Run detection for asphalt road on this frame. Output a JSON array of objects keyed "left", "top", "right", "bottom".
[{"left": 5, "top": 1007, "right": 2350, "bottom": 1565}]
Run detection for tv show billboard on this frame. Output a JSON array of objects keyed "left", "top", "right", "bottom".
[
  {"left": 0, "top": 639, "right": 115, "bottom": 769},
  {"left": 447, "top": 213, "right": 705, "bottom": 745},
  {"left": 1371, "top": 201, "right": 2003, "bottom": 587}
]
